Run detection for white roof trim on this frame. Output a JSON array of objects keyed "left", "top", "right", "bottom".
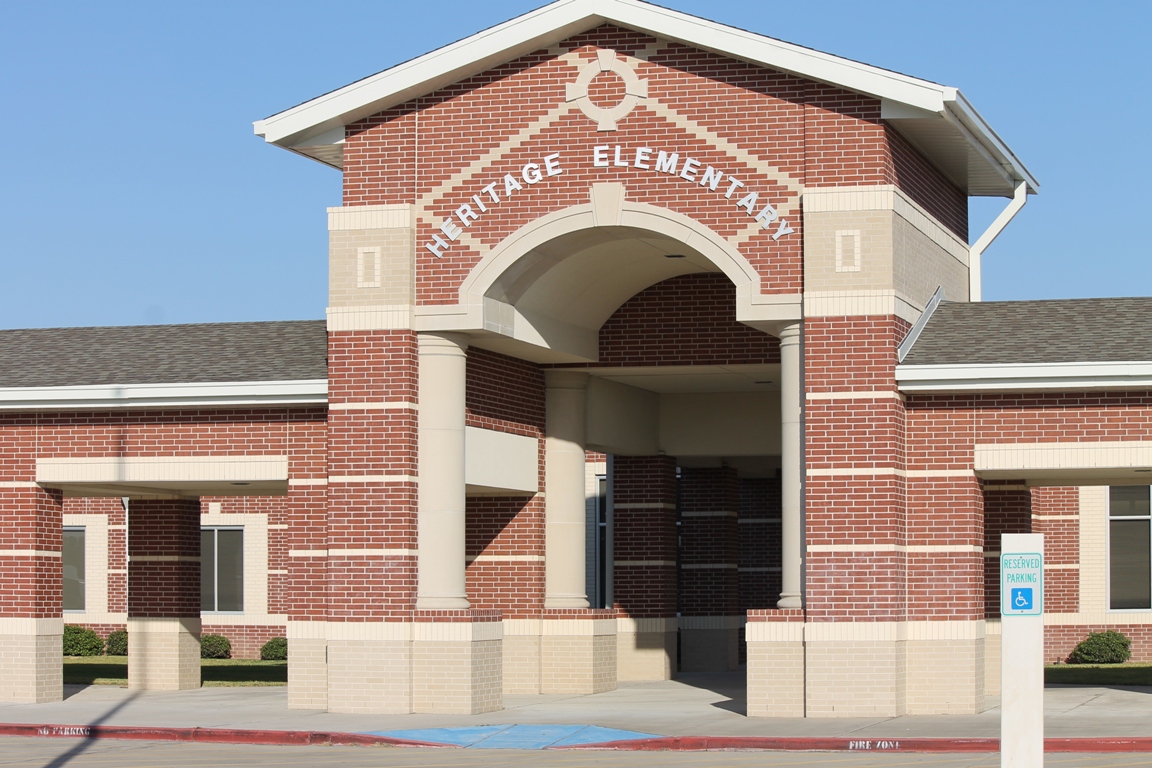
[
  {"left": 0, "top": 380, "right": 328, "bottom": 411},
  {"left": 896, "top": 361, "right": 1152, "bottom": 394},
  {"left": 253, "top": 0, "right": 1036, "bottom": 194}
]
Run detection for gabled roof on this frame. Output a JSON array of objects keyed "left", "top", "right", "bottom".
[{"left": 254, "top": 0, "right": 1037, "bottom": 197}]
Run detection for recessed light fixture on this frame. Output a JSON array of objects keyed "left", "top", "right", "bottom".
[
  {"left": 230, "top": 482, "right": 251, "bottom": 486},
  {"left": 754, "top": 380, "right": 773, "bottom": 385},
  {"left": 1137, "top": 469, "right": 1152, "bottom": 473},
  {"left": 664, "top": 253, "right": 686, "bottom": 259}
]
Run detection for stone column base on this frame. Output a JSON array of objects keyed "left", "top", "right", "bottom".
[
  {"left": 127, "top": 617, "right": 200, "bottom": 691},
  {"left": 326, "top": 621, "right": 414, "bottom": 714},
  {"left": 616, "top": 617, "right": 676, "bottom": 681},
  {"left": 502, "top": 620, "right": 542, "bottom": 694},
  {"left": 906, "top": 621, "right": 985, "bottom": 715},
  {"left": 0, "top": 618, "right": 63, "bottom": 703},
  {"left": 985, "top": 620, "right": 1001, "bottom": 697},
  {"left": 541, "top": 610, "right": 616, "bottom": 694},
  {"left": 286, "top": 621, "right": 329, "bottom": 711},
  {"left": 412, "top": 610, "right": 502, "bottom": 714},
  {"left": 746, "top": 611, "right": 804, "bottom": 717},
  {"left": 680, "top": 616, "right": 742, "bottom": 673}
]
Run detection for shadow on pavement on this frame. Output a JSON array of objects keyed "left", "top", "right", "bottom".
[
  {"left": 41, "top": 691, "right": 141, "bottom": 768},
  {"left": 672, "top": 669, "right": 748, "bottom": 716}
]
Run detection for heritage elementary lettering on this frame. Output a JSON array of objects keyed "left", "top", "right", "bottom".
[{"left": 425, "top": 145, "right": 796, "bottom": 258}]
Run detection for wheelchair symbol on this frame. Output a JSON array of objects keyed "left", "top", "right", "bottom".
[{"left": 1011, "top": 588, "right": 1033, "bottom": 611}]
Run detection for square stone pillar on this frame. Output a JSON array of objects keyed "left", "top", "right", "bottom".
[
  {"left": 679, "top": 467, "right": 740, "bottom": 672},
  {"left": 0, "top": 486, "right": 63, "bottom": 703},
  {"left": 612, "top": 455, "right": 678, "bottom": 680},
  {"left": 746, "top": 609, "right": 806, "bottom": 717},
  {"left": 540, "top": 609, "right": 616, "bottom": 694},
  {"left": 127, "top": 498, "right": 201, "bottom": 691},
  {"left": 412, "top": 610, "right": 502, "bottom": 714}
]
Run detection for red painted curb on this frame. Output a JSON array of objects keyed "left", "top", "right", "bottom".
[
  {"left": 557, "top": 736, "right": 1152, "bottom": 753},
  {"left": 557, "top": 737, "right": 998, "bottom": 753},
  {"left": 0, "top": 723, "right": 454, "bottom": 749},
  {"left": 4, "top": 723, "right": 1152, "bottom": 753}
]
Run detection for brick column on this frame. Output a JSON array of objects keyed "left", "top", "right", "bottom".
[
  {"left": 679, "top": 467, "right": 740, "bottom": 672},
  {"left": 0, "top": 483, "right": 63, "bottom": 703},
  {"left": 323, "top": 329, "right": 420, "bottom": 714},
  {"left": 127, "top": 497, "right": 201, "bottom": 691},
  {"left": 281, "top": 408, "right": 329, "bottom": 710},
  {"left": 613, "top": 455, "right": 677, "bottom": 680}
]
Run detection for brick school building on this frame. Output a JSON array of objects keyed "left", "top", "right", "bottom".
[{"left": 4, "top": 0, "right": 1152, "bottom": 718}]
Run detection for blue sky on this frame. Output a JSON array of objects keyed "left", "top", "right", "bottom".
[{"left": 1, "top": 1, "right": 1148, "bottom": 329}]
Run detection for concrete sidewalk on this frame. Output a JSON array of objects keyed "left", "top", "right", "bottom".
[{"left": 1, "top": 672, "right": 1151, "bottom": 746}]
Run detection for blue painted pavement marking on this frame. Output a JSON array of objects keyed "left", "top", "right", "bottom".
[{"left": 367, "top": 724, "right": 660, "bottom": 749}]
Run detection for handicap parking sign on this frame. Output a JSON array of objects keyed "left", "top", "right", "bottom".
[{"left": 1001, "top": 552, "right": 1043, "bottom": 616}]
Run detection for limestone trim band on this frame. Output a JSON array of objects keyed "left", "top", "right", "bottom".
[{"left": 0, "top": 549, "right": 60, "bottom": 558}]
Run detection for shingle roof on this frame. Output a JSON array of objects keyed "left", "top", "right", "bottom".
[
  {"left": 901, "top": 298, "right": 1152, "bottom": 366},
  {"left": 0, "top": 321, "right": 328, "bottom": 388}
]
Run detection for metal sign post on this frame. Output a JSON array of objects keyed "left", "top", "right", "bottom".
[{"left": 1001, "top": 533, "right": 1044, "bottom": 768}]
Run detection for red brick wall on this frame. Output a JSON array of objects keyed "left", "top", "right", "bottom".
[
  {"left": 128, "top": 499, "right": 200, "bottom": 619},
  {"left": 464, "top": 347, "right": 546, "bottom": 618},
  {"left": 343, "top": 24, "right": 966, "bottom": 307},
  {"left": 738, "top": 476, "right": 781, "bottom": 610},
  {"left": 613, "top": 455, "right": 677, "bottom": 619},
  {"left": 0, "top": 480, "right": 62, "bottom": 618},
  {"left": 325, "top": 330, "right": 418, "bottom": 621},
  {"left": 594, "top": 274, "right": 779, "bottom": 367},
  {"left": 1032, "top": 486, "right": 1080, "bottom": 614},
  {"left": 804, "top": 316, "right": 910, "bottom": 622},
  {"left": 982, "top": 486, "right": 1032, "bottom": 618},
  {"left": 679, "top": 467, "right": 739, "bottom": 617}
]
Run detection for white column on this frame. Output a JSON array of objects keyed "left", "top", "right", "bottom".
[
  {"left": 778, "top": 323, "right": 803, "bottom": 609},
  {"left": 544, "top": 370, "right": 590, "bottom": 609},
  {"left": 417, "top": 332, "right": 470, "bottom": 610}
]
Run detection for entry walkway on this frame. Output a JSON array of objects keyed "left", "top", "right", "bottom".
[{"left": 1, "top": 672, "right": 1152, "bottom": 747}]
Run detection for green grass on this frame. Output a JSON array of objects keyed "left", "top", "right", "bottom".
[
  {"left": 1046, "top": 663, "right": 1152, "bottom": 686},
  {"left": 63, "top": 656, "right": 287, "bottom": 687}
]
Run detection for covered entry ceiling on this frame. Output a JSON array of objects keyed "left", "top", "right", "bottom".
[
  {"left": 490, "top": 226, "right": 717, "bottom": 334},
  {"left": 594, "top": 364, "right": 780, "bottom": 393}
]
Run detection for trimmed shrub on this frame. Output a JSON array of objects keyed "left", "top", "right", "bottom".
[
  {"left": 1067, "top": 630, "right": 1132, "bottom": 664},
  {"left": 105, "top": 629, "right": 128, "bottom": 656},
  {"left": 260, "top": 637, "right": 287, "bottom": 661},
  {"left": 63, "top": 625, "right": 104, "bottom": 657},
  {"left": 200, "top": 634, "right": 232, "bottom": 659}
]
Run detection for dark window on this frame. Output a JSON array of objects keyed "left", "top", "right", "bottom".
[
  {"left": 201, "top": 528, "right": 243, "bottom": 612},
  {"left": 1110, "top": 486, "right": 1152, "bottom": 610},
  {"left": 63, "top": 528, "right": 85, "bottom": 611}
]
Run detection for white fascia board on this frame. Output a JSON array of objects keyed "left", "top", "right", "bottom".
[
  {"left": 943, "top": 90, "right": 1040, "bottom": 194},
  {"left": 896, "top": 361, "right": 1152, "bottom": 393},
  {"left": 255, "top": 0, "right": 952, "bottom": 147},
  {"left": 255, "top": 0, "right": 604, "bottom": 145},
  {"left": 0, "top": 380, "right": 328, "bottom": 410}
]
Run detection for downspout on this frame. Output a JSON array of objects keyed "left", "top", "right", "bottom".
[{"left": 969, "top": 180, "right": 1028, "bottom": 301}]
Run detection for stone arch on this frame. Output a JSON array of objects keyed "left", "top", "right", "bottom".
[{"left": 458, "top": 194, "right": 796, "bottom": 362}]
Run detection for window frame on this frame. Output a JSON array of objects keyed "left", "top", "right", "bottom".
[
  {"left": 201, "top": 525, "right": 245, "bottom": 615},
  {"left": 1107, "top": 485, "right": 1152, "bottom": 612},
  {"left": 62, "top": 526, "right": 86, "bottom": 613}
]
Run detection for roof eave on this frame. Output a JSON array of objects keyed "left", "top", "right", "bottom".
[{"left": 254, "top": 0, "right": 1037, "bottom": 196}]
